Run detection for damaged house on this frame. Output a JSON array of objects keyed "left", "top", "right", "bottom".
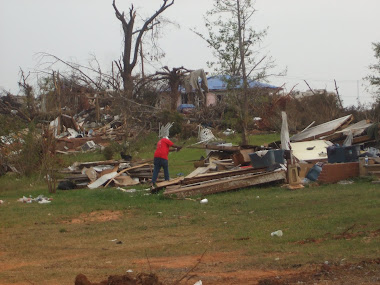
[{"left": 179, "top": 74, "right": 281, "bottom": 109}]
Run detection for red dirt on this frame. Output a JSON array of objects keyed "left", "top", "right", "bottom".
[
  {"left": 75, "top": 273, "right": 163, "bottom": 285},
  {"left": 61, "top": 210, "right": 123, "bottom": 224}
]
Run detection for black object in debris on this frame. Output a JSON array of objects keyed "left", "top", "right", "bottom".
[
  {"left": 111, "top": 121, "right": 123, "bottom": 129},
  {"left": 57, "top": 180, "right": 77, "bottom": 190},
  {"left": 116, "top": 241, "right": 123, "bottom": 244},
  {"left": 327, "top": 145, "right": 360, "bottom": 163},
  {"left": 249, "top": 149, "right": 285, "bottom": 169},
  {"left": 359, "top": 152, "right": 376, "bottom": 158},
  {"left": 120, "top": 152, "right": 132, "bottom": 161}
]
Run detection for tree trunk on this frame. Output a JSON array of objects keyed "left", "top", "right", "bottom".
[
  {"left": 169, "top": 81, "right": 180, "bottom": 111},
  {"left": 237, "top": 0, "right": 249, "bottom": 145}
]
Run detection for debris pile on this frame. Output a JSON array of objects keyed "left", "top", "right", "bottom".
[
  {"left": 58, "top": 160, "right": 159, "bottom": 190},
  {"left": 17, "top": 195, "right": 52, "bottom": 204},
  {"left": 156, "top": 113, "right": 380, "bottom": 197}
]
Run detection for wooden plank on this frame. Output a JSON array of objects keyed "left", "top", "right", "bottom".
[
  {"left": 185, "top": 166, "right": 214, "bottom": 178},
  {"left": 164, "top": 170, "right": 286, "bottom": 198},
  {"left": 88, "top": 172, "right": 118, "bottom": 189},
  {"left": 182, "top": 167, "right": 266, "bottom": 185},
  {"left": 188, "top": 144, "right": 241, "bottom": 152},
  {"left": 104, "top": 163, "right": 150, "bottom": 187},
  {"left": 155, "top": 177, "right": 184, "bottom": 188}
]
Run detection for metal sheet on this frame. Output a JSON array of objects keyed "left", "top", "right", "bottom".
[{"left": 290, "top": 115, "right": 353, "bottom": 142}]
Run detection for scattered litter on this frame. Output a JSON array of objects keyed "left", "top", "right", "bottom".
[
  {"left": 157, "top": 212, "right": 163, "bottom": 215},
  {"left": 275, "top": 257, "right": 280, "bottom": 261},
  {"left": 126, "top": 269, "right": 133, "bottom": 273},
  {"left": 223, "top": 128, "right": 235, "bottom": 136},
  {"left": 17, "top": 195, "right": 52, "bottom": 204},
  {"left": 200, "top": 198, "right": 208, "bottom": 204},
  {"left": 194, "top": 281, "right": 202, "bottom": 285},
  {"left": 116, "top": 241, "right": 123, "bottom": 244},
  {"left": 324, "top": 261, "right": 329, "bottom": 265},
  {"left": 109, "top": 239, "right": 117, "bottom": 242},
  {"left": 256, "top": 196, "right": 260, "bottom": 199},
  {"left": 337, "top": 180, "right": 354, "bottom": 185},
  {"left": 117, "top": 187, "right": 137, "bottom": 193},
  {"left": 271, "top": 230, "right": 283, "bottom": 237},
  {"left": 0, "top": 200, "right": 3, "bottom": 204}
]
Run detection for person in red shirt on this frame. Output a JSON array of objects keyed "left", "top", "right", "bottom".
[{"left": 151, "top": 136, "right": 182, "bottom": 188}]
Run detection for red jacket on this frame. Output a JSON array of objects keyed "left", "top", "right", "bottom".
[{"left": 154, "top": 138, "right": 173, "bottom": 160}]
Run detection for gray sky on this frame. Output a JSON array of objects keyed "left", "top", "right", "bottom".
[{"left": 1, "top": 0, "right": 379, "bottom": 107}]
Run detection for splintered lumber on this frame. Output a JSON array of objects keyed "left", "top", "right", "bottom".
[
  {"left": 88, "top": 172, "right": 118, "bottom": 189},
  {"left": 182, "top": 167, "right": 266, "bottom": 185},
  {"left": 186, "top": 165, "right": 214, "bottom": 178},
  {"left": 114, "top": 175, "right": 139, "bottom": 186},
  {"left": 155, "top": 177, "right": 184, "bottom": 189},
  {"left": 188, "top": 144, "right": 241, "bottom": 152},
  {"left": 76, "top": 160, "right": 123, "bottom": 168},
  {"left": 104, "top": 163, "right": 150, "bottom": 187},
  {"left": 164, "top": 170, "right": 286, "bottom": 198}
]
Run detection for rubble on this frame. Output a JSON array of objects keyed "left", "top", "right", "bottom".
[
  {"left": 58, "top": 160, "right": 159, "bottom": 190},
  {"left": 17, "top": 195, "right": 52, "bottom": 204}
]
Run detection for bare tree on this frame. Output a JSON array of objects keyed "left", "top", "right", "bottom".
[
  {"left": 148, "top": 66, "right": 191, "bottom": 111},
  {"left": 195, "top": 0, "right": 281, "bottom": 145},
  {"left": 112, "top": 0, "right": 174, "bottom": 100},
  {"left": 18, "top": 68, "right": 35, "bottom": 117}
]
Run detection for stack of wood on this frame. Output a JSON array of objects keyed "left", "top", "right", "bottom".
[
  {"left": 153, "top": 145, "right": 286, "bottom": 198},
  {"left": 161, "top": 167, "right": 286, "bottom": 198},
  {"left": 58, "top": 159, "right": 162, "bottom": 189}
]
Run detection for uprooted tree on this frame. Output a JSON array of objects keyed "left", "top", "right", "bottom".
[
  {"left": 195, "top": 0, "right": 281, "bottom": 144},
  {"left": 112, "top": 0, "right": 174, "bottom": 100}
]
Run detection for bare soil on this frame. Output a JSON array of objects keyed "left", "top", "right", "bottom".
[
  {"left": 2, "top": 211, "right": 379, "bottom": 285},
  {"left": 61, "top": 210, "right": 124, "bottom": 224},
  {"left": 71, "top": 255, "right": 380, "bottom": 285}
]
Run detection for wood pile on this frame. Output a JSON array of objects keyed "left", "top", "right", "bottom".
[{"left": 58, "top": 160, "right": 161, "bottom": 189}]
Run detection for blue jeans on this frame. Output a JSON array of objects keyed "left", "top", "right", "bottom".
[{"left": 152, "top": 157, "right": 169, "bottom": 184}]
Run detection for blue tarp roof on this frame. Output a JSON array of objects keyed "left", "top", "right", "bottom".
[{"left": 207, "top": 75, "right": 279, "bottom": 91}]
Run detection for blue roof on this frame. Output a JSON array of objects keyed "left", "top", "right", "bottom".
[
  {"left": 177, "top": 104, "right": 195, "bottom": 111},
  {"left": 207, "top": 75, "right": 278, "bottom": 91}
]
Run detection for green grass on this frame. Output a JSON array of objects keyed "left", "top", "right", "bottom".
[
  {"left": 1, "top": 133, "right": 378, "bottom": 284},
  {"left": 0, "top": 172, "right": 379, "bottom": 284}
]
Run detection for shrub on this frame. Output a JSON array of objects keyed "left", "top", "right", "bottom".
[{"left": 103, "top": 146, "right": 114, "bottom": 160}]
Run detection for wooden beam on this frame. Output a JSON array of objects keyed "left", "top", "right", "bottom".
[{"left": 164, "top": 170, "right": 286, "bottom": 198}]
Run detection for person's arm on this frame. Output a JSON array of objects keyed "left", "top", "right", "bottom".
[{"left": 170, "top": 144, "right": 182, "bottom": 152}]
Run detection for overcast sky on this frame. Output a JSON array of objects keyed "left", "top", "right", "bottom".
[{"left": 1, "top": 0, "right": 379, "bottom": 107}]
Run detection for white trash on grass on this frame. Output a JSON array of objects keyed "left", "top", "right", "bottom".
[{"left": 271, "top": 230, "right": 283, "bottom": 237}]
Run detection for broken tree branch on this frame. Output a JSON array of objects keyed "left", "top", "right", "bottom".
[{"left": 304, "top": 80, "right": 316, "bottom": 95}]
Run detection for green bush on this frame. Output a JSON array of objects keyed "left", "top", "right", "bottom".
[
  {"left": 103, "top": 146, "right": 114, "bottom": 160},
  {"left": 14, "top": 124, "right": 42, "bottom": 176}
]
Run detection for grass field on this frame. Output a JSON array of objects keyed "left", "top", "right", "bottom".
[{"left": 0, "top": 133, "right": 379, "bottom": 284}]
